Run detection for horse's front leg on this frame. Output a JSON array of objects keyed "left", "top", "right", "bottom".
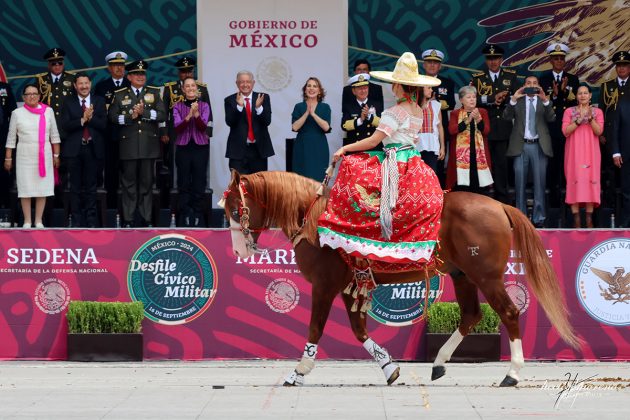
[
  {"left": 341, "top": 293, "right": 400, "bottom": 385},
  {"left": 283, "top": 285, "right": 337, "bottom": 386}
]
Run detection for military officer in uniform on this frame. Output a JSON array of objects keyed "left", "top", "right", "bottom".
[
  {"left": 108, "top": 60, "right": 166, "bottom": 227},
  {"left": 539, "top": 43, "right": 580, "bottom": 207},
  {"left": 160, "top": 56, "right": 212, "bottom": 187},
  {"left": 95, "top": 51, "right": 131, "bottom": 208},
  {"left": 599, "top": 50, "right": 630, "bottom": 208},
  {"left": 35, "top": 48, "right": 75, "bottom": 123},
  {"left": 0, "top": 79, "right": 17, "bottom": 208},
  {"left": 471, "top": 44, "right": 519, "bottom": 204},
  {"left": 341, "top": 74, "right": 382, "bottom": 151},
  {"left": 422, "top": 48, "right": 455, "bottom": 186}
]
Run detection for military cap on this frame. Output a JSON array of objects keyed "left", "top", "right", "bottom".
[
  {"left": 43, "top": 48, "right": 66, "bottom": 61},
  {"left": 612, "top": 51, "right": 630, "bottom": 64},
  {"left": 126, "top": 60, "right": 148, "bottom": 74},
  {"left": 482, "top": 44, "right": 504, "bottom": 58},
  {"left": 422, "top": 49, "right": 445, "bottom": 62},
  {"left": 175, "top": 56, "right": 196, "bottom": 70},
  {"left": 546, "top": 43, "right": 569, "bottom": 56},
  {"left": 347, "top": 74, "right": 370, "bottom": 87},
  {"left": 105, "top": 51, "right": 128, "bottom": 64}
]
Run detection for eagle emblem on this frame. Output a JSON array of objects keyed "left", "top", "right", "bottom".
[
  {"left": 355, "top": 184, "right": 380, "bottom": 212},
  {"left": 591, "top": 266, "right": 630, "bottom": 304}
]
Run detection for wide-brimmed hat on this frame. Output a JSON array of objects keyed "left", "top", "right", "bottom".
[{"left": 370, "top": 52, "right": 440, "bottom": 87}]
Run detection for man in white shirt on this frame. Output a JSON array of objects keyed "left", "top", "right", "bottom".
[{"left": 503, "top": 76, "right": 556, "bottom": 228}]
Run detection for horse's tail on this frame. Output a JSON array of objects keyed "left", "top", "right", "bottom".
[{"left": 502, "top": 204, "right": 582, "bottom": 349}]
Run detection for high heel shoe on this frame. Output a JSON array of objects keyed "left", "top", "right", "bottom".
[
  {"left": 22, "top": 223, "right": 32, "bottom": 229},
  {"left": 35, "top": 222, "right": 44, "bottom": 229}
]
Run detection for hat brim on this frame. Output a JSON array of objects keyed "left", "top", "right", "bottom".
[
  {"left": 108, "top": 59, "right": 126, "bottom": 64},
  {"left": 128, "top": 69, "right": 147, "bottom": 74},
  {"left": 548, "top": 52, "right": 566, "bottom": 56},
  {"left": 423, "top": 57, "right": 442, "bottom": 62},
  {"left": 351, "top": 82, "right": 370, "bottom": 87},
  {"left": 615, "top": 60, "right": 630, "bottom": 64},
  {"left": 369, "top": 71, "right": 441, "bottom": 87}
]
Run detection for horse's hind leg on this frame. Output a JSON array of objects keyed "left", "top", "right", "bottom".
[
  {"left": 477, "top": 280, "right": 523, "bottom": 387},
  {"left": 341, "top": 294, "right": 400, "bottom": 385},
  {"left": 432, "top": 271, "right": 481, "bottom": 381},
  {"left": 283, "top": 283, "right": 337, "bottom": 387}
]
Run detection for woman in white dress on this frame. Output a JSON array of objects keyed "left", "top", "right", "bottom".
[
  {"left": 417, "top": 85, "right": 445, "bottom": 173},
  {"left": 4, "top": 84, "right": 61, "bottom": 228}
]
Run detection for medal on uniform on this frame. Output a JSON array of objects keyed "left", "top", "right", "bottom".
[
  {"left": 144, "top": 93, "right": 154, "bottom": 104},
  {"left": 63, "top": 80, "right": 71, "bottom": 87}
]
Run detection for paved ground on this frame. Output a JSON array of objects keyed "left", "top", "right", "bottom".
[{"left": 0, "top": 360, "right": 628, "bottom": 419}]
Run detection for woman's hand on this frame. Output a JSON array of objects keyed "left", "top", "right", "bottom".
[
  {"left": 333, "top": 146, "right": 346, "bottom": 162},
  {"left": 53, "top": 156, "right": 60, "bottom": 169},
  {"left": 471, "top": 108, "right": 482, "bottom": 123},
  {"left": 3, "top": 158, "right": 12, "bottom": 172},
  {"left": 438, "top": 146, "right": 445, "bottom": 161}
]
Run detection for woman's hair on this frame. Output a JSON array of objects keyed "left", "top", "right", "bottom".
[
  {"left": 182, "top": 76, "right": 196, "bottom": 85},
  {"left": 400, "top": 84, "right": 420, "bottom": 99},
  {"left": 577, "top": 82, "right": 592, "bottom": 93},
  {"left": 22, "top": 83, "right": 39, "bottom": 95},
  {"left": 458, "top": 85, "right": 477, "bottom": 100},
  {"left": 302, "top": 77, "right": 326, "bottom": 101}
]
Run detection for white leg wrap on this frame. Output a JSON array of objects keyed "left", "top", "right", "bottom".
[
  {"left": 363, "top": 338, "right": 391, "bottom": 368},
  {"left": 295, "top": 342, "right": 317, "bottom": 375},
  {"left": 433, "top": 330, "right": 464, "bottom": 366},
  {"left": 507, "top": 339, "right": 524, "bottom": 381},
  {"left": 284, "top": 370, "right": 305, "bottom": 386}
]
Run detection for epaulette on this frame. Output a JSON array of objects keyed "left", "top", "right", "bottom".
[
  {"left": 164, "top": 81, "right": 177, "bottom": 86},
  {"left": 114, "top": 87, "right": 128, "bottom": 93},
  {"left": 36, "top": 72, "right": 48, "bottom": 78},
  {"left": 503, "top": 68, "right": 517, "bottom": 74},
  {"left": 196, "top": 81, "right": 207, "bottom": 87},
  {"left": 65, "top": 70, "right": 75, "bottom": 75},
  {"left": 471, "top": 72, "right": 485, "bottom": 78},
  {"left": 147, "top": 85, "right": 160, "bottom": 90}
]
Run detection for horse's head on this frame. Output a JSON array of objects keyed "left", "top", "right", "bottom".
[{"left": 218, "top": 170, "right": 267, "bottom": 259}]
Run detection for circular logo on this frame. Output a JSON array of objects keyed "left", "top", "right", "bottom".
[
  {"left": 128, "top": 234, "right": 218, "bottom": 325},
  {"left": 256, "top": 56, "right": 292, "bottom": 92},
  {"left": 576, "top": 238, "right": 630, "bottom": 326},
  {"left": 505, "top": 280, "right": 530, "bottom": 314},
  {"left": 265, "top": 278, "right": 300, "bottom": 313},
  {"left": 34, "top": 278, "right": 71, "bottom": 314},
  {"left": 368, "top": 275, "right": 444, "bottom": 327}
]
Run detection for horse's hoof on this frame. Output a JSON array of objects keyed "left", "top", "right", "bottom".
[
  {"left": 283, "top": 370, "right": 304, "bottom": 387},
  {"left": 386, "top": 366, "right": 400, "bottom": 385},
  {"left": 499, "top": 375, "right": 518, "bottom": 387},
  {"left": 283, "top": 381, "right": 296, "bottom": 387},
  {"left": 431, "top": 365, "right": 446, "bottom": 381}
]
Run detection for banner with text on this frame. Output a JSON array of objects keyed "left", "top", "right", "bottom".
[
  {"left": 198, "top": 0, "right": 348, "bottom": 202},
  {"left": 1, "top": 229, "right": 629, "bottom": 361}
]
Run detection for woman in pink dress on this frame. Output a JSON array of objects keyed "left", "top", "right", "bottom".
[{"left": 562, "top": 83, "right": 604, "bottom": 228}]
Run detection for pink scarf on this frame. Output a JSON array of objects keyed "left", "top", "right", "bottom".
[{"left": 23, "top": 103, "right": 49, "bottom": 178}]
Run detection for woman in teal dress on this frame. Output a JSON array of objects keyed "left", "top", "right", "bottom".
[{"left": 291, "top": 77, "right": 331, "bottom": 182}]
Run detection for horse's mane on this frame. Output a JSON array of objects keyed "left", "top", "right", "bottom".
[{"left": 241, "top": 171, "right": 328, "bottom": 245}]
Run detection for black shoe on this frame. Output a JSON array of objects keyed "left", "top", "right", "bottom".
[{"left": 534, "top": 222, "right": 545, "bottom": 229}]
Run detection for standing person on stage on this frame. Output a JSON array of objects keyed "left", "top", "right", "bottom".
[
  {"left": 35, "top": 48, "right": 75, "bottom": 123},
  {"left": 341, "top": 74, "right": 382, "bottom": 152},
  {"left": 471, "top": 44, "right": 519, "bottom": 204},
  {"left": 95, "top": 51, "right": 130, "bottom": 209},
  {"left": 539, "top": 43, "right": 580, "bottom": 208},
  {"left": 611, "top": 89, "right": 630, "bottom": 228},
  {"left": 599, "top": 50, "right": 630, "bottom": 209},
  {"left": 0, "top": 78, "right": 17, "bottom": 208},
  {"left": 108, "top": 60, "right": 166, "bottom": 227},
  {"left": 160, "top": 56, "right": 212, "bottom": 185},
  {"left": 562, "top": 83, "right": 603, "bottom": 228},
  {"left": 224, "top": 70, "right": 273, "bottom": 174},
  {"left": 60, "top": 73, "right": 107, "bottom": 228},
  {"left": 422, "top": 49, "right": 455, "bottom": 184},
  {"left": 417, "top": 85, "right": 445, "bottom": 173},
  {"left": 291, "top": 77, "right": 332, "bottom": 182},
  {"left": 342, "top": 59, "right": 384, "bottom": 114},
  {"left": 503, "top": 75, "right": 555, "bottom": 228},
  {"left": 173, "top": 77, "right": 211, "bottom": 227},
  {"left": 4, "top": 84, "right": 60, "bottom": 228}
]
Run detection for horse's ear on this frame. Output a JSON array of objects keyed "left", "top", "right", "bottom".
[{"left": 230, "top": 169, "right": 241, "bottom": 187}]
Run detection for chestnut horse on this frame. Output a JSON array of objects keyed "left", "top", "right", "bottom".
[{"left": 220, "top": 170, "right": 580, "bottom": 387}]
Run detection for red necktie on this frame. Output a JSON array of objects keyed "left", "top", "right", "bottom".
[
  {"left": 81, "top": 99, "right": 90, "bottom": 142},
  {"left": 245, "top": 97, "right": 255, "bottom": 143}
]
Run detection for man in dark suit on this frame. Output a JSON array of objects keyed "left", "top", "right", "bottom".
[
  {"left": 342, "top": 59, "right": 384, "bottom": 114},
  {"left": 224, "top": 70, "right": 273, "bottom": 174},
  {"left": 108, "top": 60, "right": 166, "bottom": 227},
  {"left": 341, "top": 74, "right": 382, "bottom": 151},
  {"left": 0, "top": 80, "right": 17, "bottom": 208},
  {"left": 611, "top": 94, "right": 630, "bottom": 227},
  {"left": 471, "top": 44, "right": 519, "bottom": 204},
  {"left": 95, "top": 51, "right": 130, "bottom": 208},
  {"left": 504, "top": 75, "right": 555, "bottom": 228},
  {"left": 60, "top": 73, "right": 107, "bottom": 227},
  {"left": 422, "top": 48, "right": 455, "bottom": 186},
  {"left": 539, "top": 43, "right": 580, "bottom": 207},
  {"left": 160, "top": 56, "right": 212, "bottom": 186},
  {"left": 600, "top": 50, "right": 630, "bottom": 209}
]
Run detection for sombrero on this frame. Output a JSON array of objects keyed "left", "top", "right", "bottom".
[{"left": 370, "top": 52, "right": 441, "bottom": 87}]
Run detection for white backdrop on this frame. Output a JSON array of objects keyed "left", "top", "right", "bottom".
[{"left": 198, "top": 0, "right": 348, "bottom": 205}]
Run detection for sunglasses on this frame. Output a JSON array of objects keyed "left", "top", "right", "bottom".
[{"left": 50, "top": 61, "right": 64, "bottom": 66}]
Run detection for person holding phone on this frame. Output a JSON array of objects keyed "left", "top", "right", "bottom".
[{"left": 503, "top": 75, "right": 555, "bottom": 228}]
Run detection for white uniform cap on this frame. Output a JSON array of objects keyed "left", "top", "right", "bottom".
[
  {"left": 546, "top": 43, "right": 569, "bottom": 56},
  {"left": 421, "top": 49, "right": 445, "bottom": 62}
]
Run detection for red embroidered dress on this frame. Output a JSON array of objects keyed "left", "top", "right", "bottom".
[{"left": 318, "top": 105, "right": 444, "bottom": 265}]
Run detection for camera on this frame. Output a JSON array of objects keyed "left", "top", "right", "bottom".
[{"left": 523, "top": 87, "right": 540, "bottom": 95}]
